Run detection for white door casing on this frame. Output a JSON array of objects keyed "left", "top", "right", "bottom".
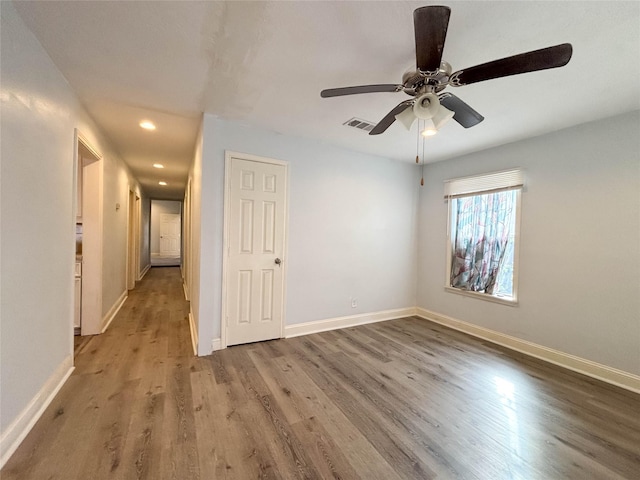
[
  {"left": 159, "top": 213, "right": 181, "bottom": 256},
  {"left": 224, "top": 153, "right": 288, "bottom": 347},
  {"left": 76, "top": 130, "right": 103, "bottom": 336}
]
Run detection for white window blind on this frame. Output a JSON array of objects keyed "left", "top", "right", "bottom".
[{"left": 443, "top": 168, "right": 524, "bottom": 198}]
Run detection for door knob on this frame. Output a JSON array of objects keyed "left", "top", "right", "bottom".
[{"left": 274, "top": 258, "right": 282, "bottom": 265}]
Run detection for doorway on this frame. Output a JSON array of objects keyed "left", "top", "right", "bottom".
[
  {"left": 74, "top": 129, "right": 103, "bottom": 338},
  {"left": 150, "top": 200, "right": 182, "bottom": 267},
  {"left": 222, "top": 152, "right": 288, "bottom": 347},
  {"left": 127, "top": 189, "right": 141, "bottom": 290}
]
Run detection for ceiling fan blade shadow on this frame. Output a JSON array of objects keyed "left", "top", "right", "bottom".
[
  {"left": 369, "top": 100, "right": 414, "bottom": 135},
  {"left": 321, "top": 84, "right": 402, "bottom": 98},
  {"left": 450, "top": 43, "right": 573, "bottom": 86},
  {"left": 438, "top": 93, "right": 484, "bottom": 128},
  {"left": 414, "top": 6, "right": 451, "bottom": 72}
]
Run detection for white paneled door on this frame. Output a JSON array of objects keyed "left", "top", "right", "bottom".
[
  {"left": 159, "top": 213, "right": 181, "bottom": 256},
  {"left": 226, "top": 156, "right": 287, "bottom": 346}
]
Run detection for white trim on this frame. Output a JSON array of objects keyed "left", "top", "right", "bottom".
[
  {"left": 444, "top": 168, "right": 524, "bottom": 198},
  {"left": 445, "top": 188, "right": 521, "bottom": 305},
  {"left": 188, "top": 311, "right": 198, "bottom": 356},
  {"left": 444, "top": 286, "right": 518, "bottom": 306},
  {"left": 0, "top": 356, "right": 74, "bottom": 468},
  {"left": 100, "top": 290, "right": 128, "bottom": 333},
  {"left": 182, "top": 281, "right": 189, "bottom": 301},
  {"left": 126, "top": 189, "right": 136, "bottom": 290},
  {"left": 415, "top": 307, "right": 640, "bottom": 394},
  {"left": 139, "top": 263, "right": 151, "bottom": 280},
  {"left": 285, "top": 308, "right": 417, "bottom": 338},
  {"left": 225, "top": 150, "right": 290, "bottom": 167},
  {"left": 75, "top": 129, "right": 104, "bottom": 336},
  {"left": 221, "top": 151, "right": 289, "bottom": 349},
  {"left": 211, "top": 338, "right": 222, "bottom": 352}
]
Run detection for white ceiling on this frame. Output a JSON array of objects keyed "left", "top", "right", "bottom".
[{"left": 13, "top": 1, "right": 640, "bottom": 200}]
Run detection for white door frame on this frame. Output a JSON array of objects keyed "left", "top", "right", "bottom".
[
  {"left": 126, "top": 188, "right": 140, "bottom": 290},
  {"left": 74, "top": 129, "right": 103, "bottom": 336},
  {"left": 159, "top": 213, "right": 181, "bottom": 256},
  {"left": 221, "top": 151, "right": 289, "bottom": 349}
]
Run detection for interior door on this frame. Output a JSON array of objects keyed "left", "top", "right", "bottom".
[
  {"left": 226, "top": 157, "right": 287, "bottom": 346},
  {"left": 159, "top": 213, "right": 180, "bottom": 256}
]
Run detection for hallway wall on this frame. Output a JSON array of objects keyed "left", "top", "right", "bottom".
[
  {"left": 185, "top": 120, "right": 204, "bottom": 353},
  {"left": 0, "top": 2, "right": 145, "bottom": 464}
]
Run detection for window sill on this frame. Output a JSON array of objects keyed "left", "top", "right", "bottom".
[{"left": 444, "top": 286, "right": 518, "bottom": 307}]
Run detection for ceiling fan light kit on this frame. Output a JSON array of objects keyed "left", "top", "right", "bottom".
[
  {"left": 413, "top": 93, "right": 439, "bottom": 119},
  {"left": 395, "top": 93, "right": 454, "bottom": 134},
  {"left": 320, "top": 5, "right": 573, "bottom": 137}
]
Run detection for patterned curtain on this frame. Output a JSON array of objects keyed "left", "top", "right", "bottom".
[{"left": 450, "top": 190, "right": 516, "bottom": 294}]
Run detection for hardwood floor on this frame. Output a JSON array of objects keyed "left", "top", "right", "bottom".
[{"left": 3, "top": 267, "right": 639, "bottom": 479}]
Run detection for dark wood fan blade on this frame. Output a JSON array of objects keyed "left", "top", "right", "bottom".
[
  {"left": 369, "top": 100, "right": 414, "bottom": 135},
  {"left": 414, "top": 6, "right": 451, "bottom": 72},
  {"left": 321, "top": 84, "right": 402, "bottom": 98},
  {"left": 438, "top": 93, "right": 484, "bottom": 128},
  {"left": 451, "top": 43, "right": 573, "bottom": 86}
]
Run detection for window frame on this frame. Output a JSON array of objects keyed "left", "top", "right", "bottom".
[{"left": 444, "top": 179, "right": 522, "bottom": 307}]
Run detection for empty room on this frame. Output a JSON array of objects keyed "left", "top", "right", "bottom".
[{"left": 1, "top": 1, "right": 639, "bottom": 479}]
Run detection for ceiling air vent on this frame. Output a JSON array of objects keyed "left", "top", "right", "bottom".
[{"left": 343, "top": 117, "right": 376, "bottom": 132}]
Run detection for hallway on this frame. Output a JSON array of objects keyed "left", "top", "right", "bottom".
[
  {"left": 3, "top": 268, "right": 640, "bottom": 479},
  {"left": 3, "top": 267, "right": 193, "bottom": 479}
]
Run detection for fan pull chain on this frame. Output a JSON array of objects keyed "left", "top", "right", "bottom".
[{"left": 415, "top": 120, "right": 420, "bottom": 164}]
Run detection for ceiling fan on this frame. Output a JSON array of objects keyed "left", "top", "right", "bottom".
[{"left": 321, "top": 5, "right": 573, "bottom": 135}]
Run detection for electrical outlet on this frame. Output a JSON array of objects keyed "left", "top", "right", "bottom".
[{"left": 351, "top": 298, "right": 357, "bottom": 308}]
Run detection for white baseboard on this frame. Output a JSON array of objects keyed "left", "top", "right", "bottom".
[
  {"left": 0, "top": 355, "right": 74, "bottom": 468},
  {"left": 285, "top": 307, "right": 416, "bottom": 339},
  {"left": 138, "top": 263, "right": 150, "bottom": 280},
  {"left": 211, "top": 338, "right": 222, "bottom": 352},
  {"left": 188, "top": 311, "right": 198, "bottom": 356},
  {"left": 415, "top": 307, "right": 640, "bottom": 394},
  {"left": 182, "top": 281, "right": 189, "bottom": 301},
  {"left": 101, "top": 290, "right": 128, "bottom": 333}
]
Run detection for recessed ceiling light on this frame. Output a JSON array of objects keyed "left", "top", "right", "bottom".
[
  {"left": 158, "top": 181, "right": 167, "bottom": 186},
  {"left": 153, "top": 163, "right": 164, "bottom": 169},
  {"left": 140, "top": 121, "right": 156, "bottom": 130}
]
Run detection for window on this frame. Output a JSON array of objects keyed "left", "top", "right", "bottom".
[{"left": 444, "top": 169, "right": 523, "bottom": 304}]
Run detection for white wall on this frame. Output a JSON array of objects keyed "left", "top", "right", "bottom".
[
  {"left": 417, "top": 110, "right": 640, "bottom": 375},
  {"left": 186, "top": 120, "right": 204, "bottom": 353},
  {"left": 150, "top": 200, "right": 182, "bottom": 254},
  {"left": 192, "top": 115, "right": 419, "bottom": 354},
  {"left": 0, "top": 1, "right": 144, "bottom": 458},
  {"left": 101, "top": 157, "right": 138, "bottom": 318}
]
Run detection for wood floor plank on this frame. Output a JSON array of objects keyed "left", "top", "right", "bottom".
[
  {"left": 161, "top": 357, "right": 200, "bottom": 480},
  {"left": 255, "top": 349, "right": 404, "bottom": 480},
  {"left": 77, "top": 378, "right": 141, "bottom": 478},
  {"left": 288, "top": 337, "right": 441, "bottom": 479},
  {"left": 225, "top": 346, "right": 322, "bottom": 479},
  {"left": 3, "top": 268, "right": 639, "bottom": 479}
]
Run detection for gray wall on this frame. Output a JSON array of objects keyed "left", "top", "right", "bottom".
[
  {"left": 417, "top": 110, "right": 640, "bottom": 375},
  {"left": 193, "top": 115, "right": 420, "bottom": 353}
]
